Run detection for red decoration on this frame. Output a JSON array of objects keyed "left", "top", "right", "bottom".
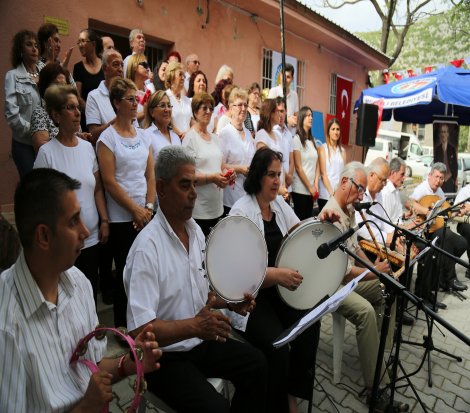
[
  {"left": 423, "top": 66, "right": 433, "bottom": 74},
  {"left": 383, "top": 71, "right": 390, "bottom": 84},
  {"left": 335, "top": 76, "right": 353, "bottom": 145},
  {"left": 392, "top": 72, "right": 403, "bottom": 81},
  {"left": 407, "top": 69, "right": 416, "bottom": 77},
  {"left": 450, "top": 59, "right": 464, "bottom": 68}
]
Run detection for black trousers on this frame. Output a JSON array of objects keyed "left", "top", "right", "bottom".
[
  {"left": 98, "top": 240, "right": 114, "bottom": 301},
  {"left": 195, "top": 216, "right": 222, "bottom": 238},
  {"left": 238, "top": 287, "right": 320, "bottom": 413},
  {"left": 109, "top": 222, "right": 138, "bottom": 328},
  {"left": 317, "top": 198, "right": 328, "bottom": 212},
  {"left": 457, "top": 222, "right": 470, "bottom": 261},
  {"left": 145, "top": 339, "right": 267, "bottom": 413},
  {"left": 75, "top": 242, "right": 100, "bottom": 305},
  {"left": 291, "top": 192, "right": 313, "bottom": 221}
]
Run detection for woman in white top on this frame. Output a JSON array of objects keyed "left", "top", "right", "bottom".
[
  {"left": 318, "top": 118, "right": 346, "bottom": 211},
  {"left": 215, "top": 83, "right": 236, "bottom": 134},
  {"left": 188, "top": 70, "right": 217, "bottom": 133},
  {"left": 291, "top": 106, "right": 319, "bottom": 220},
  {"left": 182, "top": 92, "right": 233, "bottom": 236},
  {"left": 97, "top": 77, "right": 155, "bottom": 328},
  {"left": 142, "top": 90, "right": 181, "bottom": 162},
  {"left": 165, "top": 61, "right": 192, "bottom": 140},
  {"left": 34, "top": 85, "right": 109, "bottom": 304},
  {"left": 219, "top": 87, "right": 255, "bottom": 213},
  {"left": 126, "top": 53, "right": 152, "bottom": 123},
  {"left": 244, "top": 82, "right": 261, "bottom": 137}
]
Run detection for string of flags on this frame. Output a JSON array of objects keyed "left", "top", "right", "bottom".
[{"left": 382, "top": 57, "right": 470, "bottom": 83}]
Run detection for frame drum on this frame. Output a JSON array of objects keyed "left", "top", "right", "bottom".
[
  {"left": 205, "top": 215, "right": 268, "bottom": 302},
  {"left": 276, "top": 219, "right": 347, "bottom": 310}
]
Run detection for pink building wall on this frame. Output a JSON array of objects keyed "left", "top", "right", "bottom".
[{"left": 0, "top": 0, "right": 387, "bottom": 207}]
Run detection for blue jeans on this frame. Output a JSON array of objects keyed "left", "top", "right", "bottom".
[{"left": 11, "top": 139, "right": 35, "bottom": 178}]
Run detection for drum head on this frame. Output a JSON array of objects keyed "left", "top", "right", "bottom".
[
  {"left": 276, "top": 219, "right": 347, "bottom": 310},
  {"left": 205, "top": 216, "right": 267, "bottom": 302}
]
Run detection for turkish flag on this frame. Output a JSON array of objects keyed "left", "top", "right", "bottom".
[
  {"left": 424, "top": 66, "right": 433, "bottom": 74},
  {"left": 336, "top": 76, "right": 353, "bottom": 145},
  {"left": 450, "top": 59, "right": 464, "bottom": 68}
]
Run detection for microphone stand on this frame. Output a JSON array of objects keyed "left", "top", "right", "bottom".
[
  {"left": 365, "top": 208, "right": 468, "bottom": 390},
  {"left": 336, "top": 241, "right": 470, "bottom": 413}
]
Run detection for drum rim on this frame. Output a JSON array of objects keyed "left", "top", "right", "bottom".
[
  {"left": 275, "top": 219, "right": 348, "bottom": 310},
  {"left": 205, "top": 215, "right": 268, "bottom": 303}
]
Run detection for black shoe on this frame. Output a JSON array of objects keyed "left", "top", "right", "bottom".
[
  {"left": 428, "top": 294, "right": 447, "bottom": 310},
  {"left": 402, "top": 313, "right": 415, "bottom": 326},
  {"left": 449, "top": 278, "right": 467, "bottom": 292},
  {"left": 423, "top": 300, "right": 438, "bottom": 312},
  {"left": 366, "top": 388, "right": 410, "bottom": 412}
]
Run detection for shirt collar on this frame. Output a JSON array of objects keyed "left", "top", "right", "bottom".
[
  {"left": 156, "top": 207, "right": 198, "bottom": 241},
  {"left": 98, "top": 80, "right": 109, "bottom": 95}
]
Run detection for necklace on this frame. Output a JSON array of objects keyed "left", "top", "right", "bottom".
[{"left": 27, "top": 70, "right": 39, "bottom": 78}]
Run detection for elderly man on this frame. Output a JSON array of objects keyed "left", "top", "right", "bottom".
[
  {"left": 86, "top": 49, "right": 123, "bottom": 143},
  {"left": 101, "top": 36, "right": 115, "bottom": 51},
  {"left": 124, "top": 146, "right": 267, "bottom": 413},
  {"left": 324, "top": 162, "right": 408, "bottom": 411},
  {"left": 0, "top": 168, "right": 161, "bottom": 413},
  {"left": 123, "top": 28, "right": 145, "bottom": 76},
  {"left": 381, "top": 157, "right": 409, "bottom": 229},
  {"left": 184, "top": 53, "right": 200, "bottom": 91},
  {"left": 410, "top": 162, "right": 467, "bottom": 297}
]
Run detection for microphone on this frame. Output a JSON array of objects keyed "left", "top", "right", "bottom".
[
  {"left": 317, "top": 222, "right": 366, "bottom": 259},
  {"left": 353, "top": 201, "right": 378, "bottom": 211}
]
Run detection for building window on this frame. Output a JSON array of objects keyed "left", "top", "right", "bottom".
[
  {"left": 329, "top": 73, "right": 337, "bottom": 115},
  {"left": 261, "top": 48, "right": 273, "bottom": 91},
  {"left": 296, "top": 60, "right": 305, "bottom": 107}
]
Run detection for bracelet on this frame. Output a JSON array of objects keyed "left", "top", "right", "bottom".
[{"left": 117, "top": 354, "right": 127, "bottom": 378}]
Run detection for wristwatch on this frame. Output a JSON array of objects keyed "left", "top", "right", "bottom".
[{"left": 145, "top": 202, "right": 154, "bottom": 211}]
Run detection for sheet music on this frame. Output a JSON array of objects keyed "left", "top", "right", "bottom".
[{"left": 272, "top": 269, "right": 370, "bottom": 348}]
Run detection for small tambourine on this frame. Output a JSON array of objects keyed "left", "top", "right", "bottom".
[{"left": 70, "top": 325, "right": 147, "bottom": 413}]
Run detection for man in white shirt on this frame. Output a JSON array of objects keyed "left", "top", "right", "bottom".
[
  {"left": 267, "top": 63, "right": 299, "bottom": 132},
  {"left": 381, "top": 157, "right": 409, "bottom": 229},
  {"left": 410, "top": 163, "right": 467, "bottom": 296},
  {"left": 184, "top": 53, "right": 200, "bottom": 91},
  {"left": 124, "top": 146, "right": 267, "bottom": 413},
  {"left": 0, "top": 168, "right": 161, "bottom": 413},
  {"left": 123, "top": 29, "right": 145, "bottom": 77},
  {"left": 86, "top": 49, "right": 123, "bottom": 144},
  {"left": 454, "top": 183, "right": 470, "bottom": 278}
]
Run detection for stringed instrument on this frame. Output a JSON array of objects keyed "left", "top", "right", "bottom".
[{"left": 415, "top": 195, "right": 451, "bottom": 233}]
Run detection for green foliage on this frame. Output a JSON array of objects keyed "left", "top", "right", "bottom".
[{"left": 459, "top": 125, "right": 469, "bottom": 152}]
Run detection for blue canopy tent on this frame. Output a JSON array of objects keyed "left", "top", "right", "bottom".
[{"left": 355, "top": 67, "right": 470, "bottom": 125}]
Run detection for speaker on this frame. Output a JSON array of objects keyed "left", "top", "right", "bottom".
[{"left": 356, "top": 103, "right": 378, "bottom": 147}]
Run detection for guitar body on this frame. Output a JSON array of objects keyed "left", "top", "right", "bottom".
[{"left": 417, "top": 195, "right": 451, "bottom": 233}]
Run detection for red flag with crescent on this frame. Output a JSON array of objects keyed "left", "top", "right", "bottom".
[{"left": 336, "top": 76, "right": 353, "bottom": 145}]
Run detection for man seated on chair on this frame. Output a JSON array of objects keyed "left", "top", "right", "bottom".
[
  {"left": 124, "top": 146, "right": 268, "bottom": 413},
  {"left": 454, "top": 183, "right": 470, "bottom": 279},
  {"left": 323, "top": 161, "right": 408, "bottom": 411},
  {"left": 409, "top": 162, "right": 467, "bottom": 300},
  {"left": 0, "top": 169, "right": 161, "bottom": 413}
]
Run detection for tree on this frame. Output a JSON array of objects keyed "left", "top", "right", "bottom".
[{"left": 321, "top": 0, "right": 446, "bottom": 66}]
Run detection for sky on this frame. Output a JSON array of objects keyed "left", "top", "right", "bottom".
[{"left": 300, "top": 0, "right": 453, "bottom": 33}]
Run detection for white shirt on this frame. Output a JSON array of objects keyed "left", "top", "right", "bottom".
[
  {"left": 274, "top": 124, "right": 293, "bottom": 176},
  {"left": 85, "top": 80, "right": 115, "bottom": 126},
  {"left": 215, "top": 114, "right": 231, "bottom": 134},
  {"left": 292, "top": 135, "right": 318, "bottom": 195},
  {"left": 182, "top": 128, "right": 224, "bottom": 219},
  {"left": 228, "top": 194, "right": 299, "bottom": 330},
  {"left": 184, "top": 71, "right": 191, "bottom": 92},
  {"left": 355, "top": 190, "right": 391, "bottom": 245},
  {"left": 166, "top": 89, "right": 192, "bottom": 134},
  {"left": 410, "top": 179, "right": 445, "bottom": 201},
  {"left": 143, "top": 123, "right": 181, "bottom": 161},
  {"left": 124, "top": 208, "right": 208, "bottom": 351},
  {"left": 219, "top": 123, "right": 255, "bottom": 208},
  {"left": 318, "top": 144, "right": 344, "bottom": 200},
  {"left": 97, "top": 126, "right": 151, "bottom": 222},
  {"left": 34, "top": 138, "right": 100, "bottom": 248},
  {"left": 254, "top": 129, "right": 283, "bottom": 153},
  {"left": 0, "top": 252, "right": 105, "bottom": 413},
  {"left": 267, "top": 85, "right": 299, "bottom": 136},
  {"left": 381, "top": 180, "right": 404, "bottom": 231}
]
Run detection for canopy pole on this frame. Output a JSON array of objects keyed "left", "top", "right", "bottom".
[{"left": 279, "top": 0, "right": 287, "bottom": 105}]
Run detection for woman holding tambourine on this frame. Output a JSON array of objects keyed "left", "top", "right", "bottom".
[{"left": 229, "top": 147, "right": 320, "bottom": 413}]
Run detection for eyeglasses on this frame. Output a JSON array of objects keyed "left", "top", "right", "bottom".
[
  {"left": 155, "top": 103, "right": 173, "bottom": 110},
  {"left": 232, "top": 103, "right": 248, "bottom": 109},
  {"left": 76, "top": 39, "right": 91, "bottom": 46},
  {"left": 138, "top": 62, "right": 150, "bottom": 70},
  {"left": 62, "top": 104, "right": 80, "bottom": 112},
  {"left": 200, "top": 105, "right": 214, "bottom": 113},
  {"left": 373, "top": 172, "right": 388, "bottom": 184},
  {"left": 349, "top": 178, "right": 365, "bottom": 194},
  {"left": 191, "top": 60, "right": 200, "bottom": 65},
  {"left": 121, "top": 96, "right": 138, "bottom": 104}
]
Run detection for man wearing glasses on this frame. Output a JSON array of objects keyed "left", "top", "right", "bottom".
[
  {"left": 184, "top": 53, "right": 200, "bottom": 91},
  {"left": 323, "top": 162, "right": 408, "bottom": 411}
]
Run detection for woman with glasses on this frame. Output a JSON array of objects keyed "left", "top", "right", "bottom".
[
  {"left": 73, "top": 29, "right": 104, "bottom": 131},
  {"left": 187, "top": 70, "right": 217, "bottom": 133},
  {"left": 229, "top": 147, "right": 320, "bottom": 413},
  {"left": 34, "top": 84, "right": 109, "bottom": 305},
  {"left": 97, "top": 77, "right": 155, "bottom": 327},
  {"left": 318, "top": 118, "right": 346, "bottom": 211},
  {"left": 244, "top": 82, "right": 261, "bottom": 137},
  {"left": 291, "top": 106, "right": 319, "bottom": 220},
  {"left": 219, "top": 88, "right": 255, "bottom": 214},
  {"left": 165, "top": 61, "right": 192, "bottom": 140},
  {"left": 182, "top": 92, "right": 233, "bottom": 236},
  {"left": 126, "top": 53, "right": 153, "bottom": 123}
]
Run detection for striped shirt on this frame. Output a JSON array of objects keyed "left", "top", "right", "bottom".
[{"left": 0, "top": 252, "right": 106, "bottom": 413}]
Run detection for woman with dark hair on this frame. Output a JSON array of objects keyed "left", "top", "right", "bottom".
[
  {"left": 97, "top": 77, "right": 155, "bottom": 327},
  {"left": 188, "top": 70, "right": 217, "bottom": 133},
  {"left": 211, "top": 78, "right": 232, "bottom": 121},
  {"left": 37, "top": 23, "right": 73, "bottom": 78},
  {"left": 229, "top": 147, "right": 320, "bottom": 413},
  {"left": 182, "top": 92, "right": 233, "bottom": 236},
  {"left": 73, "top": 28, "right": 105, "bottom": 131},
  {"left": 318, "top": 118, "right": 346, "bottom": 211},
  {"left": 215, "top": 83, "right": 236, "bottom": 133},
  {"left": 244, "top": 82, "right": 261, "bottom": 136},
  {"left": 34, "top": 84, "right": 109, "bottom": 304},
  {"left": 291, "top": 106, "right": 319, "bottom": 220},
  {"left": 152, "top": 60, "right": 168, "bottom": 91},
  {"left": 30, "top": 62, "right": 68, "bottom": 153},
  {"left": 4, "top": 30, "right": 42, "bottom": 177}
]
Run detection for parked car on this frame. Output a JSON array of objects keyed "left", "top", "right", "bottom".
[
  {"left": 405, "top": 155, "right": 433, "bottom": 179},
  {"left": 364, "top": 138, "right": 393, "bottom": 166},
  {"left": 457, "top": 154, "right": 470, "bottom": 188}
]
